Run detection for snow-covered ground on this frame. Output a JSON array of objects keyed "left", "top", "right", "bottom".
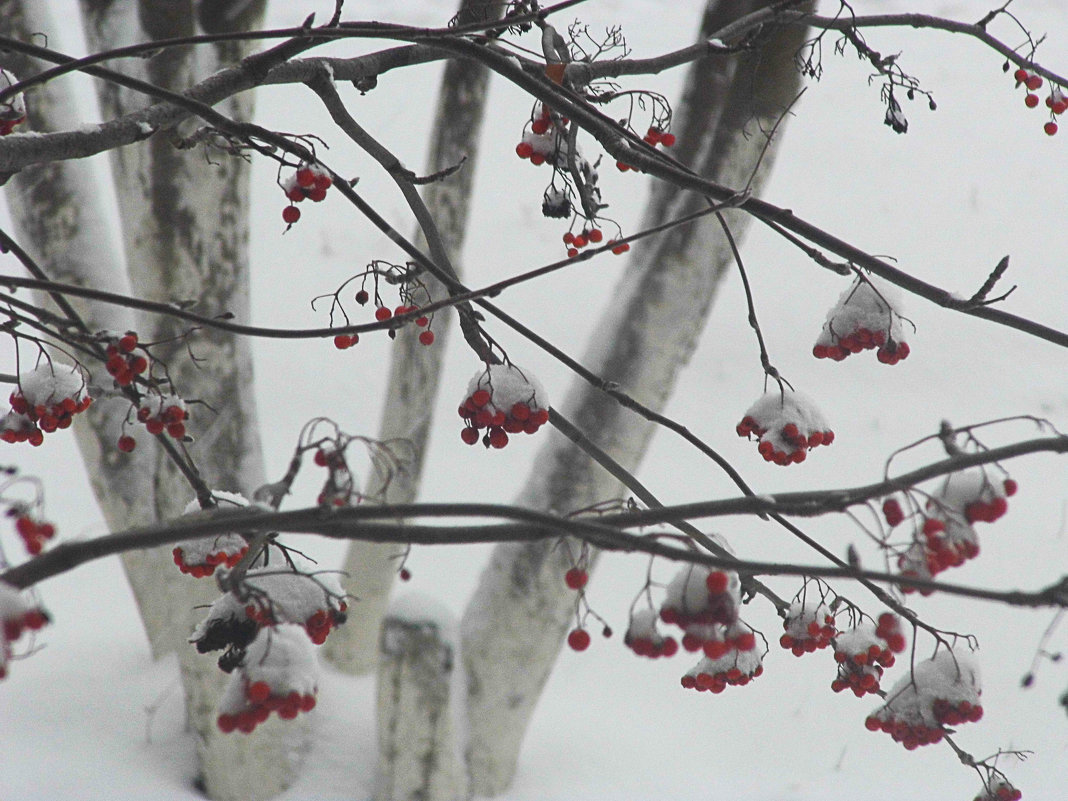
[{"left": 2, "top": 1, "right": 1068, "bottom": 799}]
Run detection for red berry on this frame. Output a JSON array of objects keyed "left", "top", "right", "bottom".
[
  {"left": 488, "top": 427, "right": 509, "bottom": 449},
  {"left": 515, "top": 142, "right": 533, "bottom": 158},
  {"left": 472, "top": 389, "right": 491, "bottom": 408},
  {"left": 562, "top": 232, "right": 575, "bottom": 245},
  {"left": 705, "top": 571, "right": 729, "bottom": 594},
  {"left": 531, "top": 118, "right": 549, "bottom": 135},
  {"left": 418, "top": 330, "right": 435, "bottom": 346},
  {"left": 295, "top": 168, "right": 316, "bottom": 187},
  {"left": 564, "top": 567, "right": 588, "bottom": 590},
  {"left": 588, "top": 228, "right": 603, "bottom": 243},
  {"left": 334, "top": 334, "right": 352, "bottom": 349},
  {"left": 375, "top": 306, "right": 392, "bottom": 322},
  {"left": 1025, "top": 93, "right": 1040, "bottom": 108},
  {"left": 1003, "top": 478, "right": 1018, "bottom": 496},
  {"left": 399, "top": 567, "right": 411, "bottom": 581},
  {"left": 117, "top": 435, "right": 137, "bottom": 453},
  {"left": 611, "top": 242, "right": 630, "bottom": 255},
  {"left": 567, "top": 628, "right": 591, "bottom": 651},
  {"left": 415, "top": 316, "right": 429, "bottom": 327},
  {"left": 460, "top": 426, "right": 479, "bottom": 445},
  {"left": 355, "top": 290, "right": 369, "bottom": 305},
  {"left": 1013, "top": 68, "right": 1029, "bottom": 83},
  {"left": 660, "top": 133, "right": 676, "bottom": 147},
  {"left": 118, "top": 333, "right": 138, "bottom": 353},
  {"left": 282, "top": 205, "right": 301, "bottom": 224},
  {"left": 145, "top": 419, "right": 165, "bottom": 435},
  {"left": 1045, "top": 121, "right": 1058, "bottom": 135},
  {"left": 882, "top": 498, "right": 904, "bottom": 527},
  {"left": 1026, "top": 74, "right": 1043, "bottom": 91}
]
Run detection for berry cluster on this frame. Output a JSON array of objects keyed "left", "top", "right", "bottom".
[
  {"left": 562, "top": 227, "right": 602, "bottom": 257},
  {"left": 458, "top": 364, "right": 550, "bottom": 449},
  {"left": 975, "top": 779, "right": 1022, "bottom": 801},
  {"left": 865, "top": 648, "right": 982, "bottom": 750},
  {"left": 616, "top": 125, "right": 676, "bottom": 172},
  {"left": 1013, "top": 67, "right": 1063, "bottom": 135},
  {"left": 897, "top": 516, "right": 979, "bottom": 592},
  {"left": 813, "top": 275, "right": 909, "bottom": 364},
  {"left": 659, "top": 566, "right": 758, "bottom": 662},
  {"left": 11, "top": 513, "right": 56, "bottom": 556},
  {"left": 214, "top": 624, "right": 319, "bottom": 734},
  {"left": 137, "top": 393, "right": 189, "bottom": 439},
  {"left": 831, "top": 617, "right": 906, "bottom": 697},
  {"left": 1, "top": 580, "right": 49, "bottom": 680},
  {"left": 736, "top": 389, "right": 834, "bottom": 465},
  {"left": 515, "top": 104, "right": 566, "bottom": 167},
  {"left": 104, "top": 331, "right": 149, "bottom": 387},
  {"left": 779, "top": 598, "right": 836, "bottom": 657},
  {"left": 1, "top": 365, "right": 92, "bottom": 446},
  {"left": 173, "top": 536, "right": 248, "bottom": 578},
  {"left": 282, "top": 162, "right": 333, "bottom": 224},
  {"left": 624, "top": 607, "right": 679, "bottom": 659},
  {"left": 680, "top": 648, "right": 764, "bottom": 694},
  {"left": 0, "top": 68, "right": 26, "bottom": 136}
]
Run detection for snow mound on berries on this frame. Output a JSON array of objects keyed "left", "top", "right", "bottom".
[
  {"left": 883, "top": 648, "right": 981, "bottom": 725},
  {"left": 175, "top": 492, "right": 251, "bottom": 570},
  {"left": 817, "top": 276, "right": 905, "bottom": 347},
  {"left": 466, "top": 363, "right": 549, "bottom": 415},
  {"left": 18, "top": 363, "right": 89, "bottom": 407},
  {"left": 217, "top": 623, "right": 318, "bottom": 716}
]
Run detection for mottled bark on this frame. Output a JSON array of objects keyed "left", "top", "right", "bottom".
[
  {"left": 375, "top": 608, "right": 467, "bottom": 801},
  {"left": 327, "top": 0, "right": 505, "bottom": 676},
  {"left": 460, "top": 3, "right": 812, "bottom": 794}
]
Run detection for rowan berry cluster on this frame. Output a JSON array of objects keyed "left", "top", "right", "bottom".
[
  {"left": 458, "top": 364, "right": 550, "bottom": 449},
  {"left": 1013, "top": 67, "right": 1064, "bottom": 135},
  {"left": 680, "top": 647, "right": 763, "bottom": 694},
  {"left": 779, "top": 598, "right": 836, "bottom": 656},
  {"left": 281, "top": 162, "right": 333, "bottom": 224},
  {"left": 515, "top": 104, "right": 566, "bottom": 166},
  {"left": 173, "top": 536, "right": 248, "bottom": 578},
  {"left": 736, "top": 389, "right": 834, "bottom": 465},
  {"left": 616, "top": 125, "right": 676, "bottom": 172},
  {"left": 0, "top": 68, "right": 26, "bottom": 136},
  {"left": 104, "top": 331, "right": 149, "bottom": 387},
  {"left": 897, "top": 516, "right": 979, "bottom": 592},
  {"left": 624, "top": 607, "right": 679, "bottom": 659},
  {"left": 831, "top": 616, "right": 906, "bottom": 697},
  {"left": 1, "top": 580, "right": 49, "bottom": 680},
  {"left": 865, "top": 648, "right": 982, "bottom": 750},
  {"left": 813, "top": 275, "right": 909, "bottom": 364},
  {"left": 137, "top": 393, "right": 189, "bottom": 440},
  {"left": 214, "top": 624, "right": 319, "bottom": 734},
  {"left": 975, "top": 779, "right": 1023, "bottom": 801},
  {"left": 660, "top": 566, "right": 757, "bottom": 661},
  {"left": 2, "top": 364, "right": 93, "bottom": 446},
  {"left": 11, "top": 512, "right": 56, "bottom": 556}
]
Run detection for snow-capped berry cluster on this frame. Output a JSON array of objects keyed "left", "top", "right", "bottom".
[
  {"left": 458, "top": 364, "right": 549, "bottom": 449},
  {"left": 1013, "top": 67, "right": 1063, "bottom": 136},
  {"left": 813, "top": 275, "right": 910, "bottom": 364},
  {"left": 831, "top": 616, "right": 906, "bottom": 697},
  {"left": 215, "top": 624, "right": 318, "bottom": 733},
  {"left": 137, "top": 392, "right": 189, "bottom": 439},
  {"left": 515, "top": 104, "right": 566, "bottom": 167},
  {"left": 173, "top": 493, "right": 252, "bottom": 577},
  {"left": 680, "top": 646, "right": 763, "bottom": 694},
  {"left": 865, "top": 648, "right": 982, "bottom": 750},
  {"left": 281, "top": 162, "right": 333, "bottom": 224},
  {"left": 938, "top": 469, "right": 1016, "bottom": 525},
  {"left": 1, "top": 364, "right": 92, "bottom": 446},
  {"left": 736, "top": 389, "right": 834, "bottom": 465},
  {"left": 660, "top": 566, "right": 756, "bottom": 659},
  {"left": 11, "top": 513, "right": 56, "bottom": 556},
  {"left": 0, "top": 68, "right": 26, "bottom": 136},
  {"left": 898, "top": 516, "right": 979, "bottom": 593},
  {"left": 625, "top": 607, "right": 679, "bottom": 659},
  {"left": 1, "top": 581, "right": 49, "bottom": 680},
  {"left": 779, "top": 598, "right": 836, "bottom": 656},
  {"left": 236, "top": 567, "right": 348, "bottom": 645},
  {"left": 104, "top": 331, "right": 149, "bottom": 387},
  {"left": 313, "top": 442, "right": 358, "bottom": 506},
  {"left": 974, "top": 779, "right": 1022, "bottom": 801},
  {"left": 616, "top": 125, "right": 676, "bottom": 172}
]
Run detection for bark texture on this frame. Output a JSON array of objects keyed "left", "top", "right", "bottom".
[{"left": 460, "top": 3, "right": 812, "bottom": 794}]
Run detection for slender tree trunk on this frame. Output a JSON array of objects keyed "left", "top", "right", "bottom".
[
  {"left": 4, "top": 3, "right": 304, "bottom": 799},
  {"left": 326, "top": 0, "right": 505, "bottom": 676},
  {"left": 460, "top": 3, "right": 812, "bottom": 794}
]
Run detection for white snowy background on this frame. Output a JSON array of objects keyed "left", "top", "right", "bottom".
[{"left": 2, "top": 1, "right": 1067, "bottom": 799}]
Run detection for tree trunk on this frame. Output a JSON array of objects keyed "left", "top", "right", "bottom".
[
  {"left": 460, "top": 3, "right": 812, "bottom": 794},
  {"left": 326, "top": 0, "right": 505, "bottom": 676}
]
